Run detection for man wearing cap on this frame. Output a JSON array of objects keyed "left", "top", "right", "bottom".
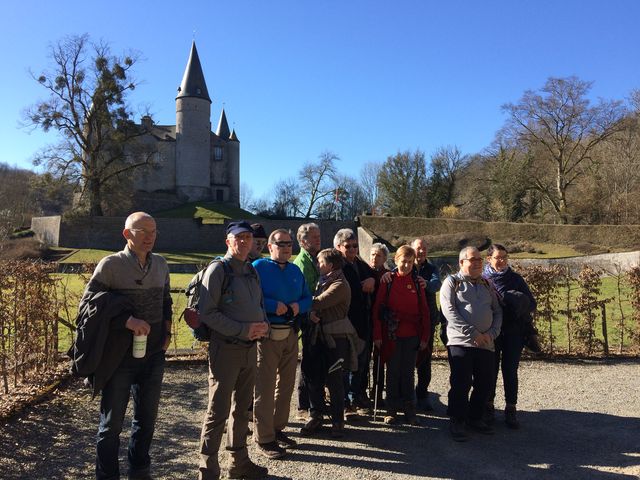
[
  {"left": 197, "top": 221, "right": 270, "bottom": 480},
  {"left": 252, "top": 228, "right": 312, "bottom": 459},
  {"left": 248, "top": 223, "right": 268, "bottom": 262}
]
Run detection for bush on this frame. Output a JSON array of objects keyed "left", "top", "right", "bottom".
[
  {"left": 424, "top": 232, "right": 491, "bottom": 253},
  {"left": 9, "top": 229, "right": 34, "bottom": 240},
  {"left": 502, "top": 239, "right": 538, "bottom": 254},
  {"left": 0, "top": 238, "right": 48, "bottom": 261}
]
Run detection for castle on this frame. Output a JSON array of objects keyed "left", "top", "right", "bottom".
[{"left": 130, "top": 41, "right": 240, "bottom": 212}]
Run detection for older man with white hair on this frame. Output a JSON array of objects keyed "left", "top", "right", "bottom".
[{"left": 75, "top": 211, "right": 172, "bottom": 480}]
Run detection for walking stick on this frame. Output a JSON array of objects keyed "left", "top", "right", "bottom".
[{"left": 373, "top": 348, "right": 381, "bottom": 422}]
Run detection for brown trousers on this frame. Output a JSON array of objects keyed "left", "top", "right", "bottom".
[
  {"left": 198, "top": 339, "right": 256, "bottom": 480},
  {"left": 253, "top": 329, "right": 299, "bottom": 444}
]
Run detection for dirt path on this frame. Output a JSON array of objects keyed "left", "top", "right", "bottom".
[{"left": 1, "top": 358, "right": 639, "bottom": 479}]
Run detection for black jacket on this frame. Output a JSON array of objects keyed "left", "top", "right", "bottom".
[{"left": 68, "top": 290, "right": 134, "bottom": 397}]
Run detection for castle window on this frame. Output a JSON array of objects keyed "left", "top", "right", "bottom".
[
  {"left": 213, "top": 146, "right": 223, "bottom": 161},
  {"left": 216, "top": 189, "right": 224, "bottom": 201}
]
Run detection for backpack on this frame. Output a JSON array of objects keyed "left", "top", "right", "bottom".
[{"left": 183, "top": 258, "right": 234, "bottom": 341}]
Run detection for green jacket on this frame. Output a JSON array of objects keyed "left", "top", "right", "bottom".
[{"left": 293, "top": 248, "right": 319, "bottom": 296}]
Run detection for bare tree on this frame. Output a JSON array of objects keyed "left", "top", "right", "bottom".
[
  {"left": 359, "top": 161, "right": 382, "bottom": 214},
  {"left": 239, "top": 182, "right": 254, "bottom": 211},
  {"left": 24, "top": 34, "right": 155, "bottom": 216},
  {"left": 501, "top": 76, "right": 626, "bottom": 223},
  {"left": 427, "top": 145, "right": 468, "bottom": 215},
  {"left": 298, "top": 151, "right": 339, "bottom": 218}
]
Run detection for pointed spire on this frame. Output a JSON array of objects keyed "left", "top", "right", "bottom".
[
  {"left": 216, "top": 109, "right": 230, "bottom": 139},
  {"left": 229, "top": 129, "right": 239, "bottom": 142},
  {"left": 176, "top": 41, "right": 211, "bottom": 103}
]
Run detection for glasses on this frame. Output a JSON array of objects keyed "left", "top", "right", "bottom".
[
  {"left": 343, "top": 243, "right": 358, "bottom": 249},
  {"left": 464, "top": 257, "right": 483, "bottom": 263},
  {"left": 274, "top": 241, "right": 293, "bottom": 248},
  {"left": 130, "top": 228, "right": 158, "bottom": 236},
  {"left": 491, "top": 255, "right": 509, "bottom": 262}
]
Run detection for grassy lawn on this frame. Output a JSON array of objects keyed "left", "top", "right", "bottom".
[
  {"left": 152, "top": 202, "right": 260, "bottom": 224},
  {"left": 54, "top": 270, "right": 638, "bottom": 355}
]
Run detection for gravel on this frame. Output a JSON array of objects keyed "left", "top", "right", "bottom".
[{"left": 1, "top": 357, "right": 639, "bottom": 479}]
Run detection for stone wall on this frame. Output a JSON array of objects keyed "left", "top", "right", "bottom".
[{"left": 31, "top": 216, "right": 356, "bottom": 252}]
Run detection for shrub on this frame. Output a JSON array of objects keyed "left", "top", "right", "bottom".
[
  {"left": 0, "top": 238, "right": 48, "bottom": 261},
  {"left": 573, "top": 242, "right": 610, "bottom": 255}
]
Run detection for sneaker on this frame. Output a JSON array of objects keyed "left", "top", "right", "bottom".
[
  {"left": 449, "top": 418, "right": 469, "bottom": 442},
  {"left": 228, "top": 460, "right": 268, "bottom": 479},
  {"left": 344, "top": 404, "right": 359, "bottom": 420},
  {"left": 275, "top": 430, "right": 298, "bottom": 448},
  {"left": 300, "top": 416, "right": 323, "bottom": 436},
  {"left": 482, "top": 402, "right": 495, "bottom": 425},
  {"left": 467, "top": 418, "right": 495, "bottom": 434},
  {"left": 256, "top": 441, "right": 286, "bottom": 460},
  {"left": 417, "top": 397, "right": 434, "bottom": 412},
  {"left": 383, "top": 412, "right": 398, "bottom": 425},
  {"left": 330, "top": 421, "right": 345, "bottom": 438},
  {"left": 505, "top": 405, "right": 520, "bottom": 429}
]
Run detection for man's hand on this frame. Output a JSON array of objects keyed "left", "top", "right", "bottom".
[
  {"left": 473, "top": 333, "right": 491, "bottom": 347},
  {"left": 373, "top": 339, "right": 382, "bottom": 349},
  {"left": 419, "top": 340, "right": 428, "bottom": 351},
  {"left": 310, "top": 311, "right": 321, "bottom": 324},
  {"left": 381, "top": 271, "right": 392, "bottom": 284},
  {"left": 125, "top": 316, "right": 151, "bottom": 336},
  {"left": 361, "top": 277, "right": 375, "bottom": 293},
  {"left": 289, "top": 302, "right": 300, "bottom": 316},
  {"left": 275, "top": 302, "right": 288, "bottom": 315},
  {"left": 248, "top": 321, "right": 269, "bottom": 341},
  {"left": 416, "top": 276, "right": 426, "bottom": 289}
]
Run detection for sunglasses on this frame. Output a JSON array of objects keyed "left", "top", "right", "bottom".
[{"left": 273, "top": 241, "right": 293, "bottom": 248}]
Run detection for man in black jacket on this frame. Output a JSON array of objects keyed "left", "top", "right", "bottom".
[{"left": 333, "top": 228, "right": 375, "bottom": 416}]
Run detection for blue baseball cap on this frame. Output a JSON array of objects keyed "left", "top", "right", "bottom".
[{"left": 226, "top": 220, "right": 254, "bottom": 236}]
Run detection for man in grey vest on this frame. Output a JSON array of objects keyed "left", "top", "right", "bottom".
[{"left": 197, "top": 221, "right": 270, "bottom": 480}]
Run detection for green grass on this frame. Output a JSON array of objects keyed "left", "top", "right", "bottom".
[
  {"left": 61, "top": 250, "right": 226, "bottom": 264},
  {"left": 152, "top": 202, "right": 260, "bottom": 224}
]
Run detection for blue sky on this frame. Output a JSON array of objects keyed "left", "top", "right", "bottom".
[{"left": 3, "top": 0, "right": 640, "bottom": 200}]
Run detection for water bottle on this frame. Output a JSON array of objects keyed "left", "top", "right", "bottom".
[{"left": 132, "top": 334, "right": 147, "bottom": 358}]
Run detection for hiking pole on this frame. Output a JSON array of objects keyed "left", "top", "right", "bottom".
[{"left": 373, "top": 349, "right": 381, "bottom": 422}]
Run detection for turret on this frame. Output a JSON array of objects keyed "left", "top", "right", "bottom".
[{"left": 175, "top": 41, "right": 211, "bottom": 201}]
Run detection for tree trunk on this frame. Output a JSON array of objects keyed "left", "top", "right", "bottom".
[{"left": 89, "top": 177, "right": 104, "bottom": 216}]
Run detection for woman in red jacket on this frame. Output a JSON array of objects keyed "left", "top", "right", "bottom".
[{"left": 373, "top": 245, "right": 430, "bottom": 426}]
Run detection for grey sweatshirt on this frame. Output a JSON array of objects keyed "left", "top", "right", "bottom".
[
  {"left": 198, "top": 253, "right": 266, "bottom": 340},
  {"left": 440, "top": 273, "right": 502, "bottom": 351}
]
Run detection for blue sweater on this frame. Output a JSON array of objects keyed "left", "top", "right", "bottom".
[{"left": 252, "top": 258, "right": 312, "bottom": 325}]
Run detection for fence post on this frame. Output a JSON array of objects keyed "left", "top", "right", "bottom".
[{"left": 601, "top": 303, "right": 609, "bottom": 356}]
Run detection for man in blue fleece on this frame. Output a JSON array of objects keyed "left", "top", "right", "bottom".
[{"left": 253, "top": 228, "right": 312, "bottom": 459}]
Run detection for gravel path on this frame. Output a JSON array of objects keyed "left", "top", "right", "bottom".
[{"left": 1, "top": 358, "right": 639, "bottom": 480}]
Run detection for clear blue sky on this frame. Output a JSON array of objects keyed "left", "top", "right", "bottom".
[{"left": 3, "top": 0, "right": 640, "bottom": 200}]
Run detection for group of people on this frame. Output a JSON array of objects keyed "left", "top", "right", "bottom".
[{"left": 73, "top": 211, "right": 539, "bottom": 479}]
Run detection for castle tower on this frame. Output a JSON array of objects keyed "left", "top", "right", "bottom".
[
  {"left": 175, "top": 41, "right": 211, "bottom": 201},
  {"left": 227, "top": 128, "right": 240, "bottom": 206}
]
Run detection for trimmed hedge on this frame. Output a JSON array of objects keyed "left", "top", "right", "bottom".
[{"left": 359, "top": 217, "right": 640, "bottom": 251}]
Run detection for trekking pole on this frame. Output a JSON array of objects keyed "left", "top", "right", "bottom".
[{"left": 373, "top": 349, "right": 381, "bottom": 422}]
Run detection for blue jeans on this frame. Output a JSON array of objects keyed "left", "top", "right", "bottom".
[{"left": 96, "top": 351, "right": 165, "bottom": 480}]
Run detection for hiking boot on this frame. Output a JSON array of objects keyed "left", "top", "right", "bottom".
[
  {"left": 300, "top": 416, "right": 323, "bottom": 436},
  {"left": 525, "top": 334, "right": 542, "bottom": 354},
  {"left": 482, "top": 402, "right": 495, "bottom": 425},
  {"left": 417, "top": 396, "right": 434, "bottom": 412},
  {"left": 449, "top": 418, "right": 469, "bottom": 442},
  {"left": 256, "top": 441, "right": 286, "bottom": 460},
  {"left": 505, "top": 405, "right": 520, "bottom": 429},
  {"left": 403, "top": 401, "right": 421, "bottom": 426},
  {"left": 330, "top": 421, "right": 345, "bottom": 438},
  {"left": 227, "top": 460, "right": 268, "bottom": 479},
  {"left": 467, "top": 418, "right": 495, "bottom": 435},
  {"left": 275, "top": 430, "right": 298, "bottom": 448}
]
